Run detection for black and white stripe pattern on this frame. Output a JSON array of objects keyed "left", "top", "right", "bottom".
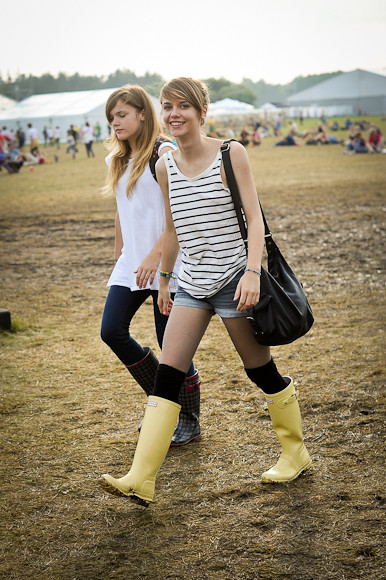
[{"left": 164, "top": 148, "right": 246, "bottom": 299}]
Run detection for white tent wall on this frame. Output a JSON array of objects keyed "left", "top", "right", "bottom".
[
  {"left": 0, "top": 88, "right": 162, "bottom": 144},
  {"left": 0, "top": 109, "right": 108, "bottom": 145},
  {"left": 285, "top": 104, "right": 355, "bottom": 119}
]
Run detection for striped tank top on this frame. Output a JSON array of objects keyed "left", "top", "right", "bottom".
[{"left": 164, "top": 147, "right": 247, "bottom": 299}]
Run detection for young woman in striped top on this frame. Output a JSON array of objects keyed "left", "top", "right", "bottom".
[{"left": 100, "top": 78, "right": 311, "bottom": 506}]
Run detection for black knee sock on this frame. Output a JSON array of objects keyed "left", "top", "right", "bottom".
[
  {"left": 245, "top": 358, "right": 288, "bottom": 394},
  {"left": 153, "top": 364, "right": 186, "bottom": 403}
]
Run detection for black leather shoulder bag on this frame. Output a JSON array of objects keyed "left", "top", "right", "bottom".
[{"left": 220, "top": 139, "right": 314, "bottom": 346}]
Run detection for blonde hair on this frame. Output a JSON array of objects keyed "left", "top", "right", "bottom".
[
  {"left": 102, "top": 85, "right": 168, "bottom": 197},
  {"left": 160, "top": 77, "right": 210, "bottom": 126}
]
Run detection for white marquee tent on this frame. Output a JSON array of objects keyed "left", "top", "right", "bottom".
[
  {"left": 0, "top": 88, "right": 161, "bottom": 143},
  {"left": 207, "top": 98, "right": 259, "bottom": 122},
  {"left": 0, "top": 95, "right": 16, "bottom": 113},
  {"left": 259, "top": 103, "right": 279, "bottom": 111}
]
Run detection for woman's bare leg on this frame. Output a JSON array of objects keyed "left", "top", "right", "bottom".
[
  {"left": 160, "top": 305, "right": 213, "bottom": 373},
  {"left": 221, "top": 316, "right": 271, "bottom": 367}
]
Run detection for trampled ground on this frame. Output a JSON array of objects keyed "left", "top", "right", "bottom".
[{"left": 0, "top": 133, "right": 385, "bottom": 579}]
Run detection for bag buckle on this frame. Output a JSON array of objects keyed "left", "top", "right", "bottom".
[{"left": 220, "top": 141, "right": 231, "bottom": 152}]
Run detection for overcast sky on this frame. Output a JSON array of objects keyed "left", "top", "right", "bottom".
[{"left": 3, "top": 0, "right": 385, "bottom": 85}]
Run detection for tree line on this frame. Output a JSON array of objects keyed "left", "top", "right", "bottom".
[{"left": 0, "top": 69, "right": 342, "bottom": 106}]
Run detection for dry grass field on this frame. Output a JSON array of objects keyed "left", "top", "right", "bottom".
[{"left": 0, "top": 122, "right": 385, "bottom": 579}]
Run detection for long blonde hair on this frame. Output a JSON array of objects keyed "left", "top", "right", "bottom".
[{"left": 102, "top": 85, "right": 168, "bottom": 197}]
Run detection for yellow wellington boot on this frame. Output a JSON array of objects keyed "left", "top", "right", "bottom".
[
  {"left": 99, "top": 396, "right": 180, "bottom": 506},
  {"left": 262, "top": 380, "right": 312, "bottom": 483}
]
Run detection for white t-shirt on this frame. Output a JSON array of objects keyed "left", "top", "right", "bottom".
[
  {"left": 82, "top": 125, "right": 94, "bottom": 143},
  {"left": 27, "top": 127, "right": 38, "bottom": 141},
  {"left": 106, "top": 141, "right": 180, "bottom": 292}
]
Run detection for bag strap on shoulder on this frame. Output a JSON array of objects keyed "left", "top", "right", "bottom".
[
  {"left": 149, "top": 137, "right": 172, "bottom": 182},
  {"left": 220, "top": 139, "right": 272, "bottom": 249}
]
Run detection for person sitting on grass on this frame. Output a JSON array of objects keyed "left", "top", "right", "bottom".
[
  {"left": 0, "top": 151, "right": 13, "bottom": 173},
  {"left": 344, "top": 132, "right": 372, "bottom": 154},
  {"left": 275, "top": 129, "right": 300, "bottom": 146},
  {"left": 368, "top": 127, "right": 384, "bottom": 153},
  {"left": 313, "top": 128, "right": 343, "bottom": 145},
  {"left": 0, "top": 130, "right": 12, "bottom": 171},
  {"left": 239, "top": 128, "right": 250, "bottom": 146},
  {"left": 251, "top": 129, "right": 261, "bottom": 146},
  {"left": 3, "top": 142, "right": 24, "bottom": 173}
]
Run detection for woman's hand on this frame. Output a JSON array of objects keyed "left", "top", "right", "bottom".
[
  {"left": 135, "top": 252, "right": 161, "bottom": 288},
  {"left": 158, "top": 283, "right": 173, "bottom": 316},
  {"left": 234, "top": 270, "right": 261, "bottom": 312}
]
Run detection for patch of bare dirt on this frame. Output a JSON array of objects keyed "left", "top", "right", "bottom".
[{"left": 0, "top": 146, "right": 385, "bottom": 579}]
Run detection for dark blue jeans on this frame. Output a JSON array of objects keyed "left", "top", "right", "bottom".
[{"left": 101, "top": 285, "right": 194, "bottom": 374}]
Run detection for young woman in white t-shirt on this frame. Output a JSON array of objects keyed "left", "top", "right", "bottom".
[
  {"left": 100, "top": 79, "right": 311, "bottom": 506},
  {"left": 100, "top": 85, "right": 200, "bottom": 448}
]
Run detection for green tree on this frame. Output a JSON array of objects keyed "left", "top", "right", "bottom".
[
  {"left": 0, "top": 69, "right": 347, "bottom": 105},
  {"left": 218, "top": 83, "right": 256, "bottom": 105},
  {"left": 204, "top": 77, "right": 232, "bottom": 102}
]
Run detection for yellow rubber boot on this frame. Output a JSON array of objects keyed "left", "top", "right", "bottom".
[
  {"left": 99, "top": 396, "right": 180, "bottom": 505},
  {"left": 262, "top": 380, "right": 311, "bottom": 483}
]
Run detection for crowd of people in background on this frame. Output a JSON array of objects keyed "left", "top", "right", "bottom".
[
  {"left": 1, "top": 113, "right": 384, "bottom": 176},
  {"left": 0, "top": 121, "right": 102, "bottom": 173},
  {"left": 215, "top": 113, "right": 384, "bottom": 154}
]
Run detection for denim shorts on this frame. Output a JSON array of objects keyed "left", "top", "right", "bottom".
[{"left": 173, "top": 269, "right": 248, "bottom": 318}]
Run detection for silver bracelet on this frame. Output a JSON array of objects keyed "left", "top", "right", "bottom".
[{"left": 245, "top": 268, "right": 261, "bottom": 276}]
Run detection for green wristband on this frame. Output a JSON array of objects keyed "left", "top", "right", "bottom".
[{"left": 160, "top": 270, "right": 176, "bottom": 279}]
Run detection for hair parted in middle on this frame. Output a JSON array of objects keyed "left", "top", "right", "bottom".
[
  {"left": 160, "top": 77, "right": 210, "bottom": 126},
  {"left": 102, "top": 84, "right": 168, "bottom": 198}
]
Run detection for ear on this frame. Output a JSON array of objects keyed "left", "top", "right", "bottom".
[
  {"left": 200, "top": 105, "right": 208, "bottom": 125},
  {"left": 140, "top": 109, "right": 145, "bottom": 122}
]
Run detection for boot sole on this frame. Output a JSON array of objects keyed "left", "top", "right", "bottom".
[
  {"left": 170, "top": 433, "right": 201, "bottom": 447},
  {"left": 98, "top": 477, "right": 150, "bottom": 507},
  {"left": 261, "top": 459, "right": 312, "bottom": 483}
]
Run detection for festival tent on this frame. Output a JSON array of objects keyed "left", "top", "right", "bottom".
[
  {"left": 208, "top": 97, "right": 257, "bottom": 118},
  {"left": 0, "top": 88, "right": 161, "bottom": 143},
  {"left": 259, "top": 103, "right": 279, "bottom": 111},
  {"left": 286, "top": 69, "right": 386, "bottom": 117},
  {"left": 253, "top": 102, "right": 283, "bottom": 121},
  {"left": 0, "top": 95, "right": 16, "bottom": 113}
]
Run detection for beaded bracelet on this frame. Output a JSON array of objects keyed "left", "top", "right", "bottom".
[
  {"left": 160, "top": 270, "right": 176, "bottom": 279},
  {"left": 245, "top": 268, "right": 261, "bottom": 276}
]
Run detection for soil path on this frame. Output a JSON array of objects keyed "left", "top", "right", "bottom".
[{"left": 0, "top": 143, "right": 385, "bottom": 579}]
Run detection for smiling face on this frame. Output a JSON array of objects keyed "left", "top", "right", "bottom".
[
  {"left": 109, "top": 99, "right": 144, "bottom": 144},
  {"left": 162, "top": 97, "right": 205, "bottom": 139}
]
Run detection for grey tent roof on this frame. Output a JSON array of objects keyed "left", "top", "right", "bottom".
[{"left": 287, "top": 69, "right": 386, "bottom": 104}]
